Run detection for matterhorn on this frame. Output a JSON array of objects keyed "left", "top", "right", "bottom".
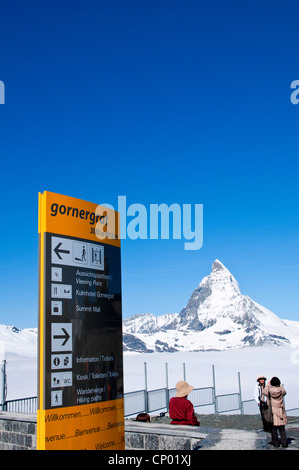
[{"left": 123, "top": 260, "right": 299, "bottom": 352}]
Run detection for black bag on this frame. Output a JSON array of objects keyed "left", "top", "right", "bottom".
[{"left": 260, "top": 393, "right": 273, "bottom": 432}]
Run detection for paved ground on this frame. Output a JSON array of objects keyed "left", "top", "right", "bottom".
[
  {"left": 151, "top": 414, "right": 299, "bottom": 450},
  {"left": 195, "top": 424, "right": 299, "bottom": 450}
]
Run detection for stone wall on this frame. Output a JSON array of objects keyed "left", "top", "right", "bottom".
[
  {"left": 0, "top": 412, "right": 37, "bottom": 450},
  {"left": 125, "top": 421, "right": 207, "bottom": 450},
  {"left": 0, "top": 413, "right": 206, "bottom": 450}
]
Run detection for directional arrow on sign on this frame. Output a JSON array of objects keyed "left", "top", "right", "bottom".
[
  {"left": 51, "top": 323, "right": 72, "bottom": 352},
  {"left": 54, "top": 242, "right": 71, "bottom": 260},
  {"left": 53, "top": 328, "right": 71, "bottom": 346}
]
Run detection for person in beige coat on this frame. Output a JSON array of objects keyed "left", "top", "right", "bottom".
[{"left": 262, "top": 376, "right": 288, "bottom": 448}]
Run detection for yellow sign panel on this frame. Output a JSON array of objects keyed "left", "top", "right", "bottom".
[
  {"left": 38, "top": 192, "right": 124, "bottom": 450},
  {"left": 38, "top": 191, "right": 120, "bottom": 246},
  {"left": 37, "top": 400, "right": 124, "bottom": 450}
]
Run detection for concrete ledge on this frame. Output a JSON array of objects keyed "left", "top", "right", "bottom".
[{"left": 125, "top": 421, "right": 208, "bottom": 450}]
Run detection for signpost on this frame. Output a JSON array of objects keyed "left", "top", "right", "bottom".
[{"left": 38, "top": 191, "right": 124, "bottom": 450}]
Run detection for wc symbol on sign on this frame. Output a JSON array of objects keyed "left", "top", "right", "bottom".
[{"left": 53, "top": 377, "right": 60, "bottom": 386}]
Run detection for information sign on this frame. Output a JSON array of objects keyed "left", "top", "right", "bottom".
[{"left": 38, "top": 191, "right": 124, "bottom": 450}]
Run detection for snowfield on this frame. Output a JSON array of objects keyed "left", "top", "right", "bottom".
[
  {"left": 2, "top": 333, "right": 299, "bottom": 413},
  {"left": 123, "top": 347, "right": 299, "bottom": 412}
]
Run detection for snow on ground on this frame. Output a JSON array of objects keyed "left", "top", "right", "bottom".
[
  {"left": 2, "top": 340, "right": 299, "bottom": 412},
  {"left": 123, "top": 346, "right": 299, "bottom": 411},
  {"left": 4, "top": 352, "right": 38, "bottom": 400}
]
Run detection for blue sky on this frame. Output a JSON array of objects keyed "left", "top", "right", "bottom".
[{"left": 0, "top": 0, "right": 298, "bottom": 329}]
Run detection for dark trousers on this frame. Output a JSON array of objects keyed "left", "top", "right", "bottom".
[{"left": 271, "top": 425, "right": 287, "bottom": 446}]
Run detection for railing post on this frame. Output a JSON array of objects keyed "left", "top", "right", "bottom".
[
  {"left": 165, "top": 363, "right": 169, "bottom": 412},
  {"left": 212, "top": 365, "right": 217, "bottom": 413},
  {"left": 1, "top": 360, "right": 7, "bottom": 411},
  {"left": 144, "top": 362, "right": 149, "bottom": 413},
  {"left": 238, "top": 372, "right": 243, "bottom": 414}
]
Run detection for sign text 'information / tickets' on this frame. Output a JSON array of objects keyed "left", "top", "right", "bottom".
[{"left": 38, "top": 191, "right": 124, "bottom": 450}]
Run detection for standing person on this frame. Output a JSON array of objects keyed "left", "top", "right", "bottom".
[
  {"left": 169, "top": 380, "right": 200, "bottom": 426},
  {"left": 262, "top": 377, "right": 288, "bottom": 448},
  {"left": 254, "top": 375, "right": 269, "bottom": 431},
  {"left": 254, "top": 375, "right": 267, "bottom": 407}
]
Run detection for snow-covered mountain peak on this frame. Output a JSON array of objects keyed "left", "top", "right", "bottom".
[
  {"left": 179, "top": 260, "right": 241, "bottom": 329},
  {"left": 123, "top": 260, "right": 299, "bottom": 352},
  {"left": 212, "top": 259, "right": 226, "bottom": 272},
  {"left": 201, "top": 259, "right": 241, "bottom": 296}
]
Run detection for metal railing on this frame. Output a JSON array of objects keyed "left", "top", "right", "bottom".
[
  {"left": 1, "top": 360, "right": 298, "bottom": 418},
  {"left": 2, "top": 396, "right": 37, "bottom": 414},
  {"left": 215, "top": 393, "right": 241, "bottom": 414},
  {"left": 0, "top": 387, "right": 251, "bottom": 417},
  {"left": 124, "top": 386, "right": 257, "bottom": 417},
  {"left": 3, "top": 391, "right": 299, "bottom": 418}
]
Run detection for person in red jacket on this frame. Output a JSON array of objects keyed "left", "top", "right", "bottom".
[{"left": 169, "top": 380, "right": 200, "bottom": 426}]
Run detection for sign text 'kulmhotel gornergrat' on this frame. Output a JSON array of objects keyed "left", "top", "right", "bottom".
[{"left": 38, "top": 192, "right": 124, "bottom": 450}]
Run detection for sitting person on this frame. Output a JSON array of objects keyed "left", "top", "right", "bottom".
[{"left": 169, "top": 380, "right": 200, "bottom": 426}]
